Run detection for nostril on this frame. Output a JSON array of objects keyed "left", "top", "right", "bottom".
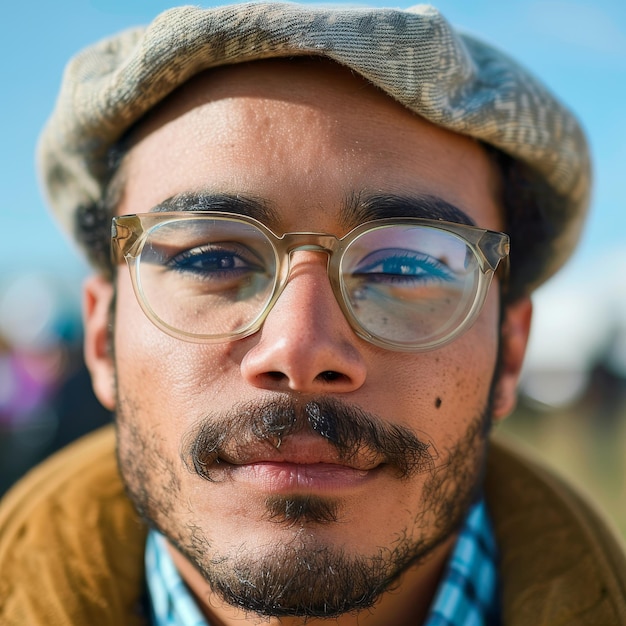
[
  {"left": 319, "top": 370, "right": 342, "bottom": 382},
  {"left": 267, "top": 371, "right": 286, "bottom": 381}
]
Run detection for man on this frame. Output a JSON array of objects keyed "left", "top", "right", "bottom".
[{"left": 1, "top": 3, "right": 625, "bottom": 625}]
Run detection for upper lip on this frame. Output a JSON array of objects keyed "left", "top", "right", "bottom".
[{"left": 216, "top": 435, "right": 381, "bottom": 471}]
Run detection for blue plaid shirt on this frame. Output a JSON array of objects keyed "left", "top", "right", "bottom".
[{"left": 145, "top": 499, "right": 500, "bottom": 626}]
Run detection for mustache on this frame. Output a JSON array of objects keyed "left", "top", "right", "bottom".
[{"left": 182, "top": 396, "right": 440, "bottom": 481}]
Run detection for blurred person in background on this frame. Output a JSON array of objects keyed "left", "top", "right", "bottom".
[
  {"left": 0, "top": 328, "right": 63, "bottom": 493},
  {"left": 1, "top": 4, "right": 625, "bottom": 625},
  {"left": 0, "top": 276, "right": 111, "bottom": 495}
]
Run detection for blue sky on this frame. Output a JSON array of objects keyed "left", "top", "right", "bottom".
[{"left": 1, "top": 0, "right": 625, "bottom": 376}]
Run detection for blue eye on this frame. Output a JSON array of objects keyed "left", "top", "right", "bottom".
[
  {"left": 167, "top": 243, "right": 265, "bottom": 280},
  {"left": 353, "top": 248, "right": 454, "bottom": 284}
]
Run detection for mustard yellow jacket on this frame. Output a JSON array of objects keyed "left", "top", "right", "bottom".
[{"left": 1, "top": 425, "right": 625, "bottom": 625}]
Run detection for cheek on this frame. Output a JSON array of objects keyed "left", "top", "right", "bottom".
[
  {"left": 376, "top": 296, "right": 500, "bottom": 445},
  {"left": 433, "top": 347, "right": 494, "bottom": 419},
  {"left": 112, "top": 281, "right": 240, "bottom": 430},
  {"left": 435, "top": 295, "right": 500, "bottom": 419}
]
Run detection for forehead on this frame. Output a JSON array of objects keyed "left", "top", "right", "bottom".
[{"left": 120, "top": 58, "right": 503, "bottom": 232}]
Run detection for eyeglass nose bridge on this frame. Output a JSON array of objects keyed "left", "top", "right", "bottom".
[
  {"left": 269, "top": 230, "right": 340, "bottom": 287},
  {"left": 273, "top": 232, "right": 343, "bottom": 282},
  {"left": 277, "top": 232, "right": 342, "bottom": 256}
]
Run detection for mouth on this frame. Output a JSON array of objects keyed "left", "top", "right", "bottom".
[
  {"left": 225, "top": 462, "right": 376, "bottom": 494},
  {"left": 213, "top": 436, "right": 383, "bottom": 494}
]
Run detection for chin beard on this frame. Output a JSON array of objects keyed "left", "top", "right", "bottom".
[{"left": 168, "top": 524, "right": 437, "bottom": 619}]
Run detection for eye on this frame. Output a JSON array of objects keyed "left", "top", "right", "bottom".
[
  {"left": 352, "top": 248, "right": 455, "bottom": 284},
  {"left": 167, "top": 242, "right": 266, "bottom": 280}
]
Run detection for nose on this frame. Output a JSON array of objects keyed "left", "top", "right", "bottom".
[{"left": 240, "top": 252, "right": 367, "bottom": 393}]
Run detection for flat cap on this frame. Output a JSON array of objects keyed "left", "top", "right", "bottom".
[{"left": 38, "top": 2, "right": 591, "bottom": 291}]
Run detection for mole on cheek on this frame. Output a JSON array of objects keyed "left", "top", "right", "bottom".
[{"left": 435, "top": 397, "right": 442, "bottom": 409}]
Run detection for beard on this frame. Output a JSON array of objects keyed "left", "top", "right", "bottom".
[{"left": 115, "top": 389, "right": 493, "bottom": 619}]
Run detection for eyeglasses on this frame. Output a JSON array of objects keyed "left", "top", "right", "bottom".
[{"left": 111, "top": 212, "right": 509, "bottom": 352}]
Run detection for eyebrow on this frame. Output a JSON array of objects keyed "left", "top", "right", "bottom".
[
  {"left": 341, "top": 192, "right": 476, "bottom": 228},
  {"left": 150, "top": 192, "right": 279, "bottom": 224},
  {"left": 149, "top": 190, "right": 476, "bottom": 229}
]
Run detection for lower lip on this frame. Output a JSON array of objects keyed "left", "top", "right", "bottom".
[{"left": 226, "top": 462, "right": 376, "bottom": 493}]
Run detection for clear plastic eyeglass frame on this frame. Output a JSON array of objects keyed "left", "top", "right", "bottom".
[{"left": 111, "top": 211, "right": 510, "bottom": 352}]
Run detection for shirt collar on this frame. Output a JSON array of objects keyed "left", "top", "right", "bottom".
[{"left": 425, "top": 498, "right": 501, "bottom": 625}]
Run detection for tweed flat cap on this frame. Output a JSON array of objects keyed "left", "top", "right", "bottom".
[{"left": 38, "top": 2, "right": 591, "bottom": 291}]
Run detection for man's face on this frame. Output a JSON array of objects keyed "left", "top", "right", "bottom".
[{"left": 85, "top": 59, "right": 529, "bottom": 621}]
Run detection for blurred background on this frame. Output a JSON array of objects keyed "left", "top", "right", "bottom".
[{"left": 0, "top": 0, "right": 624, "bottom": 535}]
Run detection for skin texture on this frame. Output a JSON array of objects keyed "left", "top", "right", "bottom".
[{"left": 83, "top": 58, "right": 532, "bottom": 626}]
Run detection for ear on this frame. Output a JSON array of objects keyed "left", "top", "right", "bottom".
[
  {"left": 83, "top": 274, "right": 116, "bottom": 411},
  {"left": 492, "top": 296, "right": 533, "bottom": 421}
]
